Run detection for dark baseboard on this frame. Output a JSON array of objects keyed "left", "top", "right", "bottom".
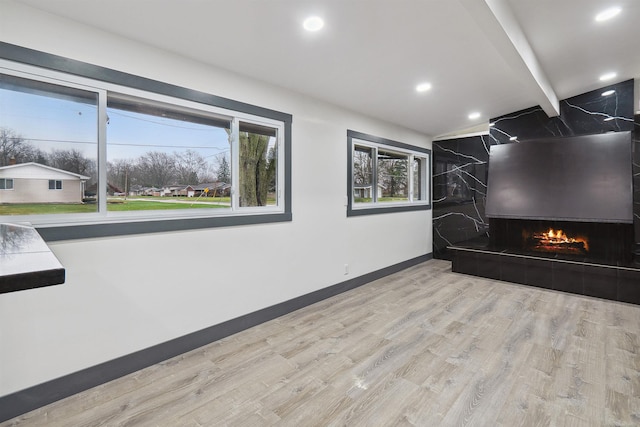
[{"left": 0, "top": 253, "right": 432, "bottom": 422}]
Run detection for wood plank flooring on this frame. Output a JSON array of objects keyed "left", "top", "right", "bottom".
[{"left": 3, "top": 259, "right": 640, "bottom": 426}]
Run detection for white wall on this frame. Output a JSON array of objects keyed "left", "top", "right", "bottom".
[{"left": 0, "top": 1, "right": 432, "bottom": 397}]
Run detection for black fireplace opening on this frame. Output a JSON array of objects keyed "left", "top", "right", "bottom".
[{"left": 489, "top": 218, "right": 634, "bottom": 264}]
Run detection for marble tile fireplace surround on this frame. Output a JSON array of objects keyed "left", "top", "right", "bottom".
[{"left": 438, "top": 79, "right": 640, "bottom": 304}]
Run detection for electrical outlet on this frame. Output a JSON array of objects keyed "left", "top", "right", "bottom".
[{"left": 344, "top": 264, "right": 349, "bottom": 275}]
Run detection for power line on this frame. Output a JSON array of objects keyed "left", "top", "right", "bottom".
[
  {"left": 17, "top": 137, "right": 95, "bottom": 145},
  {"left": 109, "top": 142, "right": 228, "bottom": 150},
  {"left": 6, "top": 136, "right": 228, "bottom": 151},
  {"left": 107, "top": 109, "right": 230, "bottom": 131}
]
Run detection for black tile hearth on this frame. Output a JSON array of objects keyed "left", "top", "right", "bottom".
[
  {"left": 451, "top": 249, "right": 477, "bottom": 276},
  {"left": 476, "top": 252, "right": 502, "bottom": 280},
  {"left": 552, "top": 262, "right": 584, "bottom": 295},
  {"left": 500, "top": 256, "right": 527, "bottom": 285},
  {"left": 582, "top": 265, "right": 618, "bottom": 301},
  {"left": 448, "top": 245, "right": 640, "bottom": 305},
  {"left": 618, "top": 268, "right": 640, "bottom": 305},
  {"left": 525, "top": 258, "right": 553, "bottom": 290}
]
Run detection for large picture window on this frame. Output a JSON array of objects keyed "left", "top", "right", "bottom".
[
  {"left": 0, "top": 46, "right": 291, "bottom": 239},
  {"left": 347, "top": 130, "right": 430, "bottom": 216}
]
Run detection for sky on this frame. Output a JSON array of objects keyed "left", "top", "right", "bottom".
[{"left": 1, "top": 83, "right": 231, "bottom": 166}]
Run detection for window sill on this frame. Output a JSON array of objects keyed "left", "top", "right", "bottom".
[
  {"left": 27, "top": 211, "right": 292, "bottom": 241},
  {"left": 347, "top": 202, "right": 431, "bottom": 217}
]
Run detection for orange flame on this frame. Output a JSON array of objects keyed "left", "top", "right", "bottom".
[{"left": 542, "top": 228, "right": 589, "bottom": 252}]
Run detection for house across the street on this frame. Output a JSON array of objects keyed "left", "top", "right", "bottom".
[{"left": 0, "top": 162, "right": 90, "bottom": 204}]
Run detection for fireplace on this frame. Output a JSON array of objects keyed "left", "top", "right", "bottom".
[
  {"left": 484, "top": 132, "right": 635, "bottom": 265},
  {"left": 489, "top": 218, "right": 634, "bottom": 264},
  {"left": 450, "top": 132, "right": 639, "bottom": 303}
]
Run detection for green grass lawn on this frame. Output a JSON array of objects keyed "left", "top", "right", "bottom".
[
  {"left": 0, "top": 194, "right": 287, "bottom": 215},
  {"left": 106, "top": 200, "right": 228, "bottom": 211},
  {"left": 0, "top": 203, "right": 99, "bottom": 215},
  {"left": 0, "top": 200, "right": 230, "bottom": 215},
  {"left": 122, "top": 195, "right": 232, "bottom": 203},
  {"left": 354, "top": 197, "right": 408, "bottom": 203},
  {"left": 379, "top": 197, "right": 409, "bottom": 202}
]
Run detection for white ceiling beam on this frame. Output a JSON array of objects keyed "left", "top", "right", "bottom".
[{"left": 459, "top": 0, "right": 560, "bottom": 117}]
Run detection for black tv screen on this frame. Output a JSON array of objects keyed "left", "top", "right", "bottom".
[{"left": 486, "top": 132, "right": 633, "bottom": 223}]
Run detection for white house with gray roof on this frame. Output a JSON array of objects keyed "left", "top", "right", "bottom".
[{"left": 0, "top": 162, "right": 90, "bottom": 204}]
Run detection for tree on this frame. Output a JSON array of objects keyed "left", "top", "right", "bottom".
[
  {"left": 353, "top": 148, "right": 373, "bottom": 186},
  {"left": 175, "top": 149, "right": 207, "bottom": 184},
  {"left": 239, "top": 132, "right": 276, "bottom": 206},
  {"left": 216, "top": 156, "right": 231, "bottom": 184},
  {"left": 49, "top": 149, "right": 95, "bottom": 179},
  {"left": 0, "top": 127, "right": 46, "bottom": 166},
  {"left": 378, "top": 157, "right": 408, "bottom": 197},
  {"left": 107, "top": 158, "right": 136, "bottom": 194},
  {"left": 136, "top": 151, "right": 176, "bottom": 187}
]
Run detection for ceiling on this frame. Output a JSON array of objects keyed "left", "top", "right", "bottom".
[{"left": 13, "top": 0, "right": 640, "bottom": 138}]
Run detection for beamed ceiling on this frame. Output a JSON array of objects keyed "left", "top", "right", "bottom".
[{"left": 12, "top": 0, "right": 640, "bottom": 138}]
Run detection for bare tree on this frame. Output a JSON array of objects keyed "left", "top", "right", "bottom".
[
  {"left": 0, "top": 127, "right": 47, "bottom": 166},
  {"left": 137, "top": 151, "right": 176, "bottom": 187},
  {"left": 107, "top": 158, "right": 136, "bottom": 193},
  {"left": 353, "top": 148, "right": 373, "bottom": 186},
  {"left": 49, "top": 149, "right": 96, "bottom": 184},
  {"left": 175, "top": 149, "right": 207, "bottom": 184}
]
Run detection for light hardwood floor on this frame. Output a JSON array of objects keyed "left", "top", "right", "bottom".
[{"left": 3, "top": 259, "right": 640, "bottom": 426}]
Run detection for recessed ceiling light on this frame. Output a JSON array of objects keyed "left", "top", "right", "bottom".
[
  {"left": 599, "top": 72, "right": 617, "bottom": 81},
  {"left": 468, "top": 112, "right": 481, "bottom": 120},
  {"left": 416, "top": 82, "right": 432, "bottom": 93},
  {"left": 303, "top": 16, "right": 324, "bottom": 32},
  {"left": 595, "top": 7, "right": 621, "bottom": 22},
  {"left": 601, "top": 90, "right": 615, "bottom": 96}
]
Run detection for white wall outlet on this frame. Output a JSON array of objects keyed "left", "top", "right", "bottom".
[{"left": 344, "top": 264, "right": 349, "bottom": 275}]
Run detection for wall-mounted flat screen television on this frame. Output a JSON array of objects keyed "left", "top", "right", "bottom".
[{"left": 486, "top": 131, "right": 633, "bottom": 223}]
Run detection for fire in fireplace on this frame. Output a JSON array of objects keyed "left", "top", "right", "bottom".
[
  {"left": 489, "top": 218, "right": 634, "bottom": 264},
  {"left": 524, "top": 228, "right": 589, "bottom": 255}
]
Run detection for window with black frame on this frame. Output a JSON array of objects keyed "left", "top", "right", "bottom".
[
  {"left": 0, "top": 46, "right": 292, "bottom": 239},
  {"left": 347, "top": 130, "right": 430, "bottom": 216},
  {"left": 0, "top": 61, "right": 288, "bottom": 226}
]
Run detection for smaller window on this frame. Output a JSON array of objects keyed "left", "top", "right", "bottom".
[
  {"left": 48, "top": 180, "right": 62, "bottom": 190},
  {"left": 0, "top": 178, "right": 13, "bottom": 190},
  {"left": 348, "top": 130, "right": 430, "bottom": 216}
]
